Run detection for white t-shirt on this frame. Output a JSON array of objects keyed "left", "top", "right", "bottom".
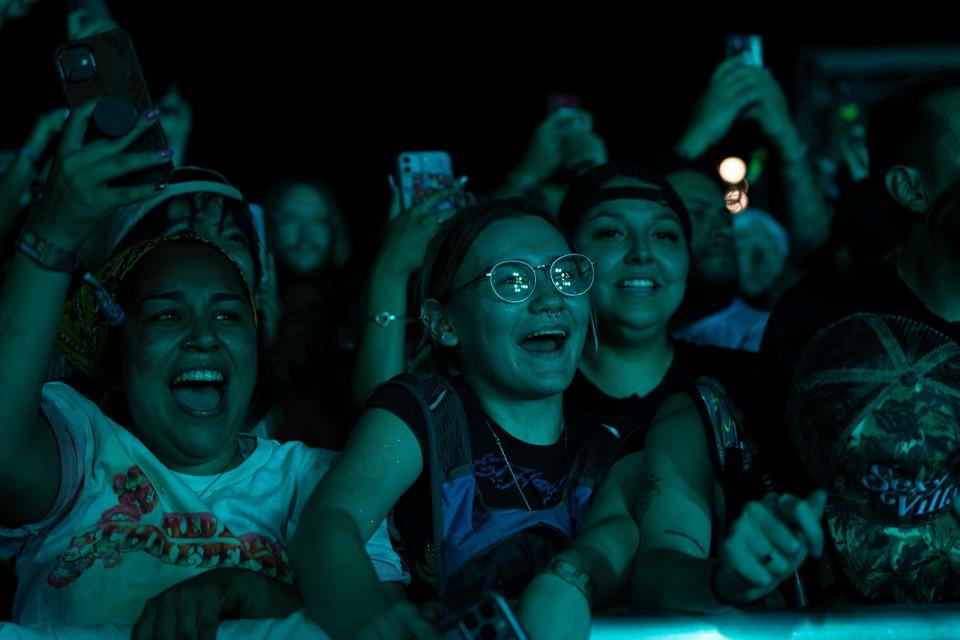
[{"left": 0, "top": 382, "right": 405, "bottom": 626}]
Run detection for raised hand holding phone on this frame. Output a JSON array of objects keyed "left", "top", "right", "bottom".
[{"left": 55, "top": 27, "right": 173, "bottom": 187}]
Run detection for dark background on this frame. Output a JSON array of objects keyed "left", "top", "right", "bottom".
[{"left": 2, "top": 5, "right": 956, "bottom": 252}]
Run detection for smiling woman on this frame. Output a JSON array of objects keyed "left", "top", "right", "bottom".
[
  {"left": 555, "top": 163, "right": 827, "bottom": 613},
  {"left": 289, "top": 198, "right": 641, "bottom": 640},
  {"left": 0, "top": 105, "right": 406, "bottom": 636}
]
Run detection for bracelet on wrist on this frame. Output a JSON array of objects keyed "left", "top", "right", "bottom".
[
  {"left": 16, "top": 228, "right": 79, "bottom": 273},
  {"left": 543, "top": 557, "right": 594, "bottom": 606},
  {"left": 370, "top": 311, "right": 410, "bottom": 328}
]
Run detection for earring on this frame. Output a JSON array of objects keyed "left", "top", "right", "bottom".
[{"left": 589, "top": 312, "right": 600, "bottom": 353}]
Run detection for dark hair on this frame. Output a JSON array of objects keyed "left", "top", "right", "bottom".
[
  {"left": 556, "top": 162, "right": 692, "bottom": 243},
  {"left": 416, "top": 197, "right": 572, "bottom": 372},
  {"left": 262, "top": 175, "right": 341, "bottom": 219},
  {"left": 868, "top": 69, "right": 960, "bottom": 216},
  {"left": 261, "top": 175, "right": 349, "bottom": 272}
]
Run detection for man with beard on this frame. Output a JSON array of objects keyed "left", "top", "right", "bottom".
[
  {"left": 753, "top": 70, "right": 960, "bottom": 496},
  {"left": 664, "top": 161, "right": 770, "bottom": 352}
]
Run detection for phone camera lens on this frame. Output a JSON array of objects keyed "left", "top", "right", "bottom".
[
  {"left": 480, "top": 624, "right": 498, "bottom": 640},
  {"left": 404, "top": 167, "right": 411, "bottom": 173},
  {"left": 463, "top": 612, "right": 479, "bottom": 629}
]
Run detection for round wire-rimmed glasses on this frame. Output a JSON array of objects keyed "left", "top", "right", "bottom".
[{"left": 442, "top": 253, "right": 597, "bottom": 304}]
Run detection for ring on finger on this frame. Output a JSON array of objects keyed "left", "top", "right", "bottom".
[{"left": 761, "top": 552, "right": 786, "bottom": 572}]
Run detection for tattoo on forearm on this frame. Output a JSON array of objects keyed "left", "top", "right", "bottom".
[
  {"left": 663, "top": 529, "right": 706, "bottom": 556},
  {"left": 635, "top": 472, "right": 662, "bottom": 522}
]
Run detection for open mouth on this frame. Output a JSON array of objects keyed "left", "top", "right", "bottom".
[
  {"left": 617, "top": 278, "right": 659, "bottom": 292},
  {"left": 169, "top": 369, "right": 227, "bottom": 416},
  {"left": 519, "top": 328, "right": 570, "bottom": 353}
]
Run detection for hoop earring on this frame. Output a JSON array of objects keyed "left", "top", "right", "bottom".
[{"left": 589, "top": 311, "right": 600, "bottom": 353}]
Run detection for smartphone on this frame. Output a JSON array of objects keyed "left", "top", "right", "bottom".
[
  {"left": 55, "top": 27, "right": 172, "bottom": 186},
  {"left": 725, "top": 34, "right": 763, "bottom": 67},
  {"left": 439, "top": 592, "right": 528, "bottom": 640},
  {"left": 548, "top": 93, "right": 581, "bottom": 116},
  {"left": 396, "top": 150, "right": 454, "bottom": 215}
]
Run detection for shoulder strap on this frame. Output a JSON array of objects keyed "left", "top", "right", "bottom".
[
  {"left": 381, "top": 372, "right": 470, "bottom": 600},
  {"left": 694, "top": 376, "right": 749, "bottom": 474}
]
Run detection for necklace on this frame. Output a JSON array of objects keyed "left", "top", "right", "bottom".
[
  {"left": 197, "top": 446, "right": 241, "bottom": 499},
  {"left": 485, "top": 420, "right": 533, "bottom": 512}
]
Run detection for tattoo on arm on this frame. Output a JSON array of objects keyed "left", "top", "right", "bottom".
[
  {"left": 663, "top": 529, "right": 707, "bottom": 556},
  {"left": 634, "top": 472, "right": 662, "bottom": 522}
]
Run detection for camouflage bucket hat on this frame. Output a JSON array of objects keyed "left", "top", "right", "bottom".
[{"left": 787, "top": 313, "right": 960, "bottom": 602}]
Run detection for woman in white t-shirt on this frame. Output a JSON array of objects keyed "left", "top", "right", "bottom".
[{"left": 0, "top": 102, "right": 404, "bottom": 634}]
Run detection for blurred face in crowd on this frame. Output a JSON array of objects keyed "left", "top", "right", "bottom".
[
  {"left": 667, "top": 169, "right": 738, "bottom": 288},
  {"left": 267, "top": 183, "right": 336, "bottom": 275},
  {"left": 735, "top": 223, "right": 787, "bottom": 299}
]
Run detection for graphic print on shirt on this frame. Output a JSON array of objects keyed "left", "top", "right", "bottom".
[
  {"left": 47, "top": 465, "right": 293, "bottom": 587},
  {"left": 472, "top": 453, "right": 564, "bottom": 508}
]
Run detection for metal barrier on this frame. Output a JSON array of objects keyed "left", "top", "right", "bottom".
[{"left": 591, "top": 605, "right": 960, "bottom": 639}]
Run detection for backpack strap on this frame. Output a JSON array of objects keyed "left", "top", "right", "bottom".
[{"left": 383, "top": 373, "right": 471, "bottom": 600}]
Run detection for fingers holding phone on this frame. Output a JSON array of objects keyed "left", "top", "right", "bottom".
[
  {"left": 31, "top": 103, "right": 171, "bottom": 251},
  {"left": 380, "top": 171, "right": 468, "bottom": 277},
  {"left": 56, "top": 27, "right": 173, "bottom": 188}
]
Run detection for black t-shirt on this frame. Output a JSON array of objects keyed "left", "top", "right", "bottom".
[
  {"left": 366, "top": 376, "right": 592, "bottom": 604},
  {"left": 564, "top": 340, "right": 758, "bottom": 460},
  {"left": 752, "top": 257, "right": 960, "bottom": 493}
]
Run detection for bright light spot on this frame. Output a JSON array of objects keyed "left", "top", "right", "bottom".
[
  {"left": 725, "top": 189, "right": 749, "bottom": 214},
  {"left": 718, "top": 157, "right": 747, "bottom": 184}
]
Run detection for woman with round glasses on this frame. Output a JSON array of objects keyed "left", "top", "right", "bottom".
[
  {"left": 290, "top": 198, "right": 639, "bottom": 640},
  {"left": 557, "top": 163, "right": 826, "bottom": 612}
]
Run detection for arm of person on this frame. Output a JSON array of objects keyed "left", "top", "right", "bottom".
[
  {"left": 351, "top": 258, "right": 413, "bottom": 402},
  {"left": 628, "top": 392, "right": 722, "bottom": 612},
  {"left": 0, "top": 101, "right": 169, "bottom": 526},
  {"left": 288, "top": 407, "right": 439, "bottom": 640},
  {"left": 0, "top": 109, "right": 68, "bottom": 244},
  {"left": 740, "top": 68, "right": 835, "bottom": 258},
  {"left": 517, "top": 451, "right": 643, "bottom": 640},
  {"left": 630, "top": 393, "right": 827, "bottom": 612},
  {"left": 132, "top": 568, "right": 304, "bottom": 640},
  {"left": 497, "top": 110, "right": 593, "bottom": 197},
  {"left": 674, "top": 58, "right": 766, "bottom": 160},
  {"left": 777, "top": 140, "right": 835, "bottom": 259},
  {"left": 351, "top": 185, "right": 463, "bottom": 402}
]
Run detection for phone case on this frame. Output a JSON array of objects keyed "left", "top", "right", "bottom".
[
  {"left": 55, "top": 27, "right": 172, "bottom": 186},
  {"left": 439, "top": 592, "right": 529, "bottom": 640},
  {"left": 397, "top": 150, "right": 454, "bottom": 213}
]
